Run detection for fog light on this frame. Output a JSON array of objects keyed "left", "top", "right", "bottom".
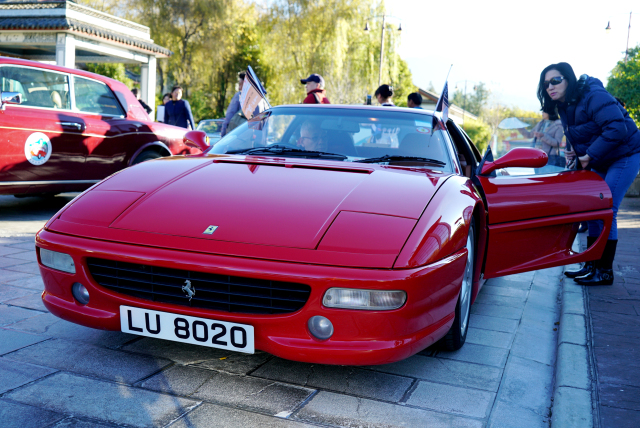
[
  {"left": 72, "top": 282, "right": 90, "bottom": 305},
  {"left": 40, "top": 248, "right": 75, "bottom": 274},
  {"left": 308, "top": 316, "right": 334, "bottom": 340},
  {"left": 323, "top": 288, "right": 406, "bottom": 310}
]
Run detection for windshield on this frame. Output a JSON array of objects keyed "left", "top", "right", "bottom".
[
  {"left": 209, "top": 107, "right": 452, "bottom": 171},
  {"left": 197, "top": 120, "right": 222, "bottom": 134}
]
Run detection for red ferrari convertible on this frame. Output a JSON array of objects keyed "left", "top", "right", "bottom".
[{"left": 36, "top": 105, "right": 612, "bottom": 365}]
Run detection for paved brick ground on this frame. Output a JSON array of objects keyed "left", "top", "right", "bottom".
[
  {"left": 583, "top": 197, "right": 640, "bottom": 428},
  {"left": 0, "top": 195, "right": 563, "bottom": 427}
]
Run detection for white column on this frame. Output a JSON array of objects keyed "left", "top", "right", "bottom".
[
  {"left": 141, "top": 55, "right": 156, "bottom": 119},
  {"left": 55, "top": 33, "right": 75, "bottom": 68}
]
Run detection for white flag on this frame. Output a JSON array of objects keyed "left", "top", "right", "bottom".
[{"left": 239, "top": 66, "right": 269, "bottom": 119}]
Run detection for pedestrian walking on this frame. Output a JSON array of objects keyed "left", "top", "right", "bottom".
[
  {"left": 375, "top": 85, "right": 394, "bottom": 106},
  {"left": 131, "top": 88, "right": 152, "bottom": 114},
  {"left": 517, "top": 111, "right": 565, "bottom": 171},
  {"left": 221, "top": 72, "right": 246, "bottom": 137},
  {"left": 165, "top": 86, "right": 195, "bottom": 130},
  {"left": 537, "top": 62, "right": 640, "bottom": 285},
  {"left": 407, "top": 92, "right": 423, "bottom": 109},
  {"left": 301, "top": 74, "right": 330, "bottom": 104}
]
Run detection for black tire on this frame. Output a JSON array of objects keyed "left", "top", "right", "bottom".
[
  {"left": 441, "top": 218, "right": 476, "bottom": 351},
  {"left": 132, "top": 150, "right": 162, "bottom": 165}
]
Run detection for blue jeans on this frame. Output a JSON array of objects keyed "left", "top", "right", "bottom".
[{"left": 588, "top": 152, "right": 640, "bottom": 240}]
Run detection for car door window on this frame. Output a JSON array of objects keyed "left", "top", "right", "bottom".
[
  {"left": 0, "top": 66, "right": 70, "bottom": 109},
  {"left": 73, "top": 76, "right": 124, "bottom": 116}
]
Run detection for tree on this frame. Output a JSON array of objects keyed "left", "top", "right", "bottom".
[
  {"left": 257, "top": 0, "right": 414, "bottom": 106},
  {"left": 607, "top": 46, "right": 640, "bottom": 122},
  {"left": 85, "top": 63, "right": 134, "bottom": 88},
  {"left": 452, "top": 82, "right": 490, "bottom": 117},
  {"left": 77, "top": 0, "right": 416, "bottom": 120},
  {"left": 462, "top": 118, "right": 491, "bottom": 154}
]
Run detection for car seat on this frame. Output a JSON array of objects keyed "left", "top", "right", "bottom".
[
  {"left": 50, "top": 91, "right": 63, "bottom": 109},
  {"left": 326, "top": 130, "right": 357, "bottom": 157},
  {"left": 400, "top": 133, "right": 445, "bottom": 161}
]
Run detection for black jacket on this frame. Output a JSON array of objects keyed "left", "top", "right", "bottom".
[
  {"left": 165, "top": 99, "right": 195, "bottom": 129},
  {"left": 557, "top": 76, "right": 640, "bottom": 170}
]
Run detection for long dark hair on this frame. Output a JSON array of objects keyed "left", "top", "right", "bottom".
[{"left": 537, "top": 62, "right": 578, "bottom": 114}]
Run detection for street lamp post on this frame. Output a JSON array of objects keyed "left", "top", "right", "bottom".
[
  {"left": 378, "top": 14, "right": 386, "bottom": 87},
  {"left": 454, "top": 80, "right": 478, "bottom": 125},
  {"left": 625, "top": 12, "right": 632, "bottom": 63},
  {"left": 606, "top": 11, "right": 633, "bottom": 63},
  {"left": 365, "top": 15, "right": 402, "bottom": 87}
]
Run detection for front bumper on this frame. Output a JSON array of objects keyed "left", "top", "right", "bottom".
[{"left": 36, "top": 228, "right": 466, "bottom": 365}]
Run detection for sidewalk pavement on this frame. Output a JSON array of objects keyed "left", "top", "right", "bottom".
[{"left": 583, "top": 197, "right": 640, "bottom": 428}]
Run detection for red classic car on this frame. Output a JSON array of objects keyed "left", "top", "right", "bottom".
[
  {"left": 35, "top": 105, "right": 612, "bottom": 365},
  {"left": 0, "top": 57, "right": 197, "bottom": 196}
]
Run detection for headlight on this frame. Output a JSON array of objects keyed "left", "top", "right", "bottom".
[
  {"left": 40, "top": 248, "right": 76, "bottom": 274},
  {"left": 323, "top": 288, "right": 406, "bottom": 310}
]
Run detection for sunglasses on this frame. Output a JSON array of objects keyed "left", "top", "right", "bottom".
[{"left": 544, "top": 76, "right": 565, "bottom": 88}]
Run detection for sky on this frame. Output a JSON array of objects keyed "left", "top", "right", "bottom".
[{"left": 389, "top": 0, "right": 638, "bottom": 112}]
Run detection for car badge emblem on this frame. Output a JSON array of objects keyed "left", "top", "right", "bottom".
[
  {"left": 203, "top": 225, "right": 218, "bottom": 235},
  {"left": 181, "top": 280, "right": 196, "bottom": 301}
]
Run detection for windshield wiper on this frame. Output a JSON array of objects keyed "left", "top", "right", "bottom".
[
  {"left": 227, "top": 145, "right": 347, "bottom": 160},
  {"left": 355, "top": 155, "right": 446, "bottom": 166}
]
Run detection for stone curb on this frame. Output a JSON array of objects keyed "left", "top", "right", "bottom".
[{"left": 551, "top": 239, "right": 594, "bottom": 428}]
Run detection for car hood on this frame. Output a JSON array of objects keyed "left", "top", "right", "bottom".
[{"left": 52, "top": 156, "right": 451, "bottom": 266}]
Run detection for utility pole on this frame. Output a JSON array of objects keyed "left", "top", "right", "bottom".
[
  {"left": 625, "top": 12, "right": 632, "bottom": 63},
  {"left": 378, "top": 14, "right": 386, "bottom": 87}
]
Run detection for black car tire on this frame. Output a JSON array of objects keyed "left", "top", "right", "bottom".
[
  {"left": 441, "top": 218, "right": 475, "bottom": 351},
  {"left": 132, "top": 150, "right": 162, "bottom": 165}
]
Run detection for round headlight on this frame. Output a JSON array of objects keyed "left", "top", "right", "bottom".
[
  {"left": 71, "top": 282, "right": 90, "bottom": 305},
  {"left": 308, "top": 316, "right": 334, "bottom": 341}
]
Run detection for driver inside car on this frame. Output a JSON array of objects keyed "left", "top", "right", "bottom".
[{"left": 298, "top": 121, "right": 328, "bottom": 151}]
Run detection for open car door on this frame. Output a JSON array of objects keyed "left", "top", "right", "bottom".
[{"left": 474, "top": 148, "right": 613, "bottom": 279}]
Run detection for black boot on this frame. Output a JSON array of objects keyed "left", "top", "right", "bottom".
[
  {"left": 576, "top": 240, "right": 617, "bottom": 286},
  {"left": 569, "top": 261, "right": 595, "bottom": 279},
  {"left": 565, "top": 236, "right": 597, "bottom": 278}
]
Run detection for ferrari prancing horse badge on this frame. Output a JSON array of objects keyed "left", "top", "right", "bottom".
[{"left": 203, "top": 225, "right": 218, "bottom": 235}]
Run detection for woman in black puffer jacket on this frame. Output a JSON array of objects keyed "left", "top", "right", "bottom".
[{"left": 537, "top": 62, "right": 640, "bottom": 286}]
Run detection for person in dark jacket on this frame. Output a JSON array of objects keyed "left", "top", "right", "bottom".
[
  {"left": 165, "top": 85, "right": 195, "bottom": 129},
  {"left": 537, "top": 62, "right": 640, "bottom": 285},
  {"left": 130, "top": 88, "right": 152, "bottom": 114},
  {"left": 301, "top": 74, "right": 330, "bottom": 104},
  {"left": 407, "top": 92, "right": 423, "bottom": 109}
]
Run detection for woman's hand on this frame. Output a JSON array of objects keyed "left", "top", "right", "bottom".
[
  {"left": 533, "top": 132, "right": 544, "bottom": 138},
  {"left": 579, "top": 154, "right": 591, "bottom": 169},
  {"left": 565, "top": 147, "right": 576, "bottom": 162}
]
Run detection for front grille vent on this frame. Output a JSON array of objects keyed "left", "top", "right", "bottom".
[{"left": 86, "top": 258, "right": 311, "bottom": 315}]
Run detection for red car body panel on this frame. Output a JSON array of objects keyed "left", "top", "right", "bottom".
[
  {"left": 34, "top": 106, "right": 614, "bottom": 365},
  {"left": 478, "top": 170, "right": 613, "bottom": 278},
  {"left": 0, "top": 57, "right": 197, "bottom": 195}
]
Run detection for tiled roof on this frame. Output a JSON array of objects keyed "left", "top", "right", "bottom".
[{"left": 0, "top": 16, "right": 171, "bottom": 56}]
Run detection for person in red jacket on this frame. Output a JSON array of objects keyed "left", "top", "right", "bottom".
[{"left": 301, "top": 74, "right": 330, "bottom": 104}]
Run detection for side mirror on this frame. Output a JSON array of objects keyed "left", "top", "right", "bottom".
[
  {"left": 479, "top": 147, "right": 548, "bottom": 176},
  {"left": 0, "top": 92, "right": 22, "bottom": 110},
  {"left": 183, "top": 130, "right": 209, "bottom": 152}
]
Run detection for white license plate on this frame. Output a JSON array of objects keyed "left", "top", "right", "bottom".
[{"left": 120, "top": 306, "right": 254, "bottom": 353}]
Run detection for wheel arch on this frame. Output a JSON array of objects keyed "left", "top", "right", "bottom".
[{"left": 128, "top": 142, "right": 172, "bottom": 166}]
